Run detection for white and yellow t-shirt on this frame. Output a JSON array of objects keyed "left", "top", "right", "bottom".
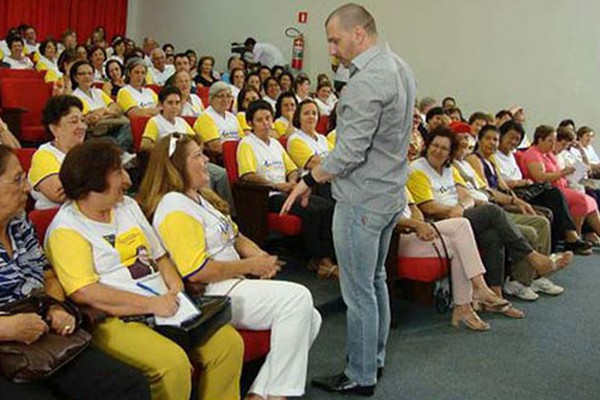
[
  {"left": 407, "top": 157, "right": 465, "bottom": 206},
  {"left": 492, "top": 151, "right": 522, "bottom": 181},
  {"left": 193, "top": 106, "right": 244, "bottom": 143},
  {"left": 153, "top": 192, "right": 240, "bottom": 279},
  {"left": 28, "top": 143, "right": 65, "bottom": 210},
  {"left": 142, "top": 114, "right": 195, "bottom": 143},
  {"left": 45, "top": 196, "right": 168, "bottom": 297},
  {"left": 453, "top": 159, "right": 489, "bottom": 202},
  {"left": 180, "top": 94, "right": 205, "bottom": 117},
  {"left": 116, "top": 84, "right": 158, "bottom": 114},
  {"left": 146, "top": 64, "right": 175, "bottom": 86},
  {"left": 35, "top": 55, "right": 62, "bottom": 83},
  {"left": 3, "top": 56, "right": 34, "bottom": 70},
  {"left": 287, "top": 130, "right": 332, "bottom": 171},
  {"left": 72, "top": 87, "right": 114, "bottom": 115},
  {"left": 237, "top": 133, "right": 297, "bottom": 186},
  {"left": 236, "top": 112, "right": 250, "bottom": 132},
  {"left": 273, "top": 117, "right": 293, "bottom": 138}
]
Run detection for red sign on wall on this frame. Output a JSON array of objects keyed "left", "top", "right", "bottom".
[{"left": 298, "top": 11, "right": 308, "bottom": 24}]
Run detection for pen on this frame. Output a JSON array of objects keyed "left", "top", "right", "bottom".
[{"left": 136, "top": 282, "right": 161, "bottom": 296}]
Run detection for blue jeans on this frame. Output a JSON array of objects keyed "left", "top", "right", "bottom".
[{"left": 333, "top": 202, "right": 399, "bottom": 386}]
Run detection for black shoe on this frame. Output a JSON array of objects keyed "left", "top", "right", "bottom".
[
  {"left": 564, "top": 239, "right": 593, "bottom": 255},
  {"left": 312, "top": 372, "right": 375, "bottom": 396},
  {"left": 377, "top": 367, "right": 383, "bottom": 379}
]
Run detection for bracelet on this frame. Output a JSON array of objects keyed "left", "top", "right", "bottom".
[{"left": 302, "top": 171, "right": 318, "bottom": 188}]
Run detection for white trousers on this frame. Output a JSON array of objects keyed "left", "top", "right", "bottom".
[{"left": 206, "top": 279, "right": 322, "bottom": 398}]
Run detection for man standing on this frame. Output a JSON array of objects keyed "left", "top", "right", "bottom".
[{"left": 282, "top": 3, "right": 416, "bottom": 396}]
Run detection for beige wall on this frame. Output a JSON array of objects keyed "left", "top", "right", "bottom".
[{"left": 127, "top": 0, "right": 600, "bottom": 140}]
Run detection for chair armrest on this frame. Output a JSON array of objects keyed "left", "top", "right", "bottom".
[{"left": 232, "top": 181, "right": 272, "bottom": 245}]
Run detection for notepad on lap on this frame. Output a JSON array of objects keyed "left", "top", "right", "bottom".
[{"left": 155, "top": 292, "right": 202, "bottom": 327}]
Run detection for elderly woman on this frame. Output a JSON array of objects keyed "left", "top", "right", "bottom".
[
  {"left": 102, "top": 59, "right": 126, "bottom": 97},
  {"left": 3, "top": 35, "right": 34, "bottom": 69},
  {"left": 238, "top": 100, "right": 338, "bottom": 279},
  {"left": 194, "top": 56, "right": 218, "bottom": 87},
  {"left": 398, "top": 189, "right": 508, "bottom": 330},
  {"left": 70, "top": 60, "right": 132, "bottom": 150},
  {"left": 35, "top": 38, "right": 62, "bottom": 83},
  {"left": 88, "top": 46, "right": 107, "bottom": 82},
  {"left": 116, "top": 58, "right": 160, "bottom": 117},
  {"left": 193, "top": 82, "right": 244, "bottom": 155},
  {"left": 0, "top": 145, "right": 151, "bottom": 400},
  {"left": 45, "top": 140, "right": 243, "bottom": 400},
  {"left": 520, "top": 125, "right": 600, "bottom": 239},
  {"left": 28, "top": 96, "right": 86, "bottom": 210},
  {"left": 408, "top": 127, "right": 570, "bottom": 318},
  {"left": 172, "top": 70, "right": 205, "bottom": 117},
  {"left": 139, "top": 134, "right": 322, "bottom": 400},
  {"left": 273, "top": 92, "right": 298, "bottom": 138},
  {"left": 236, "top": 86, "right": 261, "bottom": 134}
]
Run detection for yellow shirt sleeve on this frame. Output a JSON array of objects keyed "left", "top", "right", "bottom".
[
  {"left": 184, "top": 120, "right": 195, "bottom": 135},
  {"left": 407, "top": 169, "right": 434, "bottom": 205},
  {"left": 158, "top": 211, "right": 209, "bottom": 279},
  {"left": 273, "top": 120, "right": 287, "bottom": 138},
  {"left": 287, "top": 137, "right": 314, "bottom": 168},
  {"left": 29, "top": 149, "right": 61, "bottom": 187},
  {"left": 193, "top": 113, "right": 220, "bottom": 143},
  {"left": 237, "top": 141, "right": 258, "bottom": 177},
  {"left": 100, "top": 90, "right": 113, "bottom": 106},
  {"left": 327, "top": 130, "right": 336, "bottom": 148},
  {"left": 282, "top": 149, "right": 298, "bottom": 175},
  {"left": 45, "top": 228, "right": 99, "bottom": 296},
  {"left": 405, "top": 188, "right": 415, "bottom": 204},
  {"left": 116, "top": 88, "right": 138, "bottom": 113},
  {"left": 452, "top": 166, "right": 467, "bottom": 186},
  {"left": 142, "top": 118, "right": 160, "bottom": 142},
  {"left": 237, "top": 113, "right": 250, "bottom": 132},
  {"left": 79, "top": 96, "right": 91, "bottom": 115}
]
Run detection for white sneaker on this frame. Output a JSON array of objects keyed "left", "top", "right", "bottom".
[
  {"left": 531, "top": 277, "right": 564, "bottom": 296},
  {"left": 503, "top": 279, "right": 539, "bottom": 301}
]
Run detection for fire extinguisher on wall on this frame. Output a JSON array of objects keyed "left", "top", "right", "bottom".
[{"left": 286, "top": 27, "right": 304, "bottom": 71}]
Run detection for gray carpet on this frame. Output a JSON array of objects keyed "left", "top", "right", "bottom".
[{"left": 279, "top": 252, "right": 600, "bottom": 400}]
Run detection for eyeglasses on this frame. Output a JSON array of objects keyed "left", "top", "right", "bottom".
[{"left": 214, "top": 93, "right": 234, "bottom": 100}]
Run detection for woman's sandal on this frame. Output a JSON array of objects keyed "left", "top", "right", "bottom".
[
  {"left": 483, "top": 303, "right": 525, "bottom": 319},
  {"left": 451, "top": 309, "right": 490, "bottom": 331},
  {"left": 472, "top": 291, "right": 510, "bottom": 311}
]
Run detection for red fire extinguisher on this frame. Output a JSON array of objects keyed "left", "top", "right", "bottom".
[{"left": 291, "top": 34, "right": 304, "bottom": 70}]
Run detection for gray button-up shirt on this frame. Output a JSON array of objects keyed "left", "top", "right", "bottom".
[{"left": 321, "top": 43, "right": 417, "bottom": 214}]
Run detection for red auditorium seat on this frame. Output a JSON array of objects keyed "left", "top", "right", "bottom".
[
  {"left": 0, "top": 79, "right": 52, "bottom": 145},
  {"left": 197, "top": 86, "right": 209, "bottom": 108},
  {"left": 316, "top": 115, "right": 329, "bottom": 134},
  {"left": 29, "top": 207, "right": 60, "bottom": 243},
  {"left": 0, "top": 69, "right": 46, "bottom": 80},
  {"left": 129, "top": 115, "right": 152, "bottom": 151},
  {"left": 221, "top": 140, "right": 302, "bottom": 245},
  {"left": 15, "top": 147, "right": 36, "bottom": 173},
  {"left": 183, "top": 116, "right": 197, "bottom": 127},
  {"left": 146, "top": 84, "right": 162, "bottom": 95}
]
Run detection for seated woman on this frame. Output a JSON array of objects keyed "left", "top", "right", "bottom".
[
  {"left": 408, "top": 127, "right": 570, "bottom": 318},
  {"left": 236, "top": 86, "right": 261, "bottom": 134},
  {"left": 3, "top": 35, "right": 34, "bottom": 69},
  {"left": 273, "top": 92, "right": 298, "bottom": 138},
  {"left": 35, "top": 38, "right": 62, "bottom": 83},
  {"left": 139, "top": 134, "right": 322, "bottom": 400},
  {"left": 398, "top": 189, "right": 508, "bottom": 330},
  {"left": 262, "top": 77, "right": 280, "bottom": 111},
  {"left": 577, "top": 126, "right": 600, "bottom": 173},
  {"left": 193, "top": 82, "right": 244, "bottom": 155},
  {"left": 245, "top": 72, "right": 262, "bottom": 93},
  {"left": 481, "top": 121, "right": 591, "bottom": 254},
  {"left": 293, "top": 75, "right": 311, "bottom": 104},
  {"left": 116, "top": 58, "right": 160, "bottom": 117},
  {"left": 102, "top": 59, "right": 126, "bottom": 98},
  {"left": 45, "top": 140, "right": 243, "bottom": 400},
  {"left": 172, "top": 71, "right": 205, "bottom": 117},
  {"left": 520, "top": 125, "right": 600, "bottom": 240},
  {"left": 238, "top": 100, "right": 337, "bottom": 279},
  {"left": 88, "top": 46, "right": 107, "bottom": 82},
  {"left": 141, "top": 86, "right": 194, "bottom": 151},
  {"left": 278, "top": 72, "right": 293, "bottom": 93},
  {"left": 287, "top": 99, "right": 333, "bottom": 201},
  {"left": 453, "top": 127, "right": 569, "bottom": 299},
  {"left": 55, "top": 49, "right": 79, "bottom": 95},
  {"left": 229, "top": 67, "right": 246, "bottom": 101},
  {"left": 0, "top": 145, "right": 151, "bottom": 400},
  {"left": 108, "top": 37, "right": 126, "bottom": 64},
  {"left": 0, "top": 117, "right": 21, "bottom": 148},
  {"left": 194, "top": 56, "right": 219, "bottom": 87},
  {"left": 408, "top": 107, "right": 424, "bottom": 162},
  {"left": 313, "top": 81, "right": 337, "bottom": 117},
  {"left": 28, "top": 95, "right": 86, "bottom": 210},
  {"left": 70, "top": 60, "right": 132, "bottom": 150}
]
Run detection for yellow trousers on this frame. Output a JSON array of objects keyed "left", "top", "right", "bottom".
[{"left": 92, "top": 318, "right": 243, "bottom": 400}]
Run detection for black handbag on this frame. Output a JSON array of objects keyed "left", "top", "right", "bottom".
[
  {"left": 511, "top": 182, "right": 552, "bottom": 202},
  {"left": 0, "top": 294, "right": 92, "bottom": 383}
]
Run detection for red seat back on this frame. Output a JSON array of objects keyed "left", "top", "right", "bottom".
[
  {"left": 29, "top": 207, "right": 60, "bottom": 243},
  {"left": 222, "top": 140, "right": 240, "bottom": 185},
  {"left": 0, "top": 69, "right": 45, "bottom": 80},
  {"left": 15, "top": 148, "right": 37, "bottom": 173},
  {"left": 182, "top": 116, "right": 197, "bottom": 127},
  {"left": 129, "top": 115, "right": 152, "bottom": 151},
  {"left": 146, "top": 84, "right": 162, "bottom": 95},
  {"left": 197, "top": 86, "right": 209, "bottom": 108},
  {"left": 278, "top": 136, "right": 288, "bottom": 149},
  {"left": 316, "top": 115, "right": 329, "bottom": 134},
  {"left": 0, "top": 79, "right": 52, "bottom": 143}
]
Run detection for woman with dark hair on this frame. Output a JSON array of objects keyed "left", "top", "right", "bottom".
[
  {"left": 408, "top": 127, "right": 570, "bottom": 318},
  {"left": 293, "top": 75, "right": 311, "bottom": 103},
  {"left": 262, "top": 76, "right": 280, "bottom": 111},
  {"left": 3, "top": 35, "right": 34, "bottom": 69},
  {"left": 109, "top": 37, "right": 126, "bottom": 64},
  {"left": 287, "top": 99, "right": 330, "bottom": 174},
  {"left": 116, "top": 58, "right": 160, "bottom": 117},
  {"left": 36, "top": 38, "right": 62, "bottom": 82},
  {"left": 235, "top": 86, "right": 261, "bottom": 134},
  {"left": 75, "top": 44, "right": 88, "bottom": 61},
  {"left": 194, "top": 56, "right": 218, "bottom": 87},
  {"left": 273, "top": 91, "right": 298, "bottom": 138},
  {"left": 139, "top": 133, "right": 321, "bottom": 400},
  {"left": 245, "top": 72, "right": 261, "bottom": 93},
  {"left": 314, "top": 81, "right": 336, "bottom": 116},
  {"left": 0, "top": 145, "right": 152, "bottom": 400},
  {"left": 46, "top": 140, "right": 244, "bottom": 400},
  {"left": 229, "top": 67, "right": 246, "bottom": 99},
  {"left": 278, "top": 72, "right": 293, "bottom": 93},
  {"left": 88, "top": 46, "right": 107, "bottom": 82},
  {"left": 102, "top": 59, "right": 126, "bottom": 97}
]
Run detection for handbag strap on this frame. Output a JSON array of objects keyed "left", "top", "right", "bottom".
[{"left": 429, "top": 222, "right": 452, "bottom": 296}]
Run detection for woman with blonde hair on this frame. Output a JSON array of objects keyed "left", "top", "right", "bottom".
[{"left": 138, "top": 133, "right": 322, "bottom": 400}]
